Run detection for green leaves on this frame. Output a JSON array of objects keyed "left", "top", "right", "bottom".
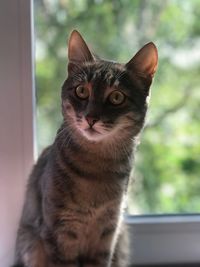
[{"left": 35, "top": 0, "right": 200, "bottom": 214}]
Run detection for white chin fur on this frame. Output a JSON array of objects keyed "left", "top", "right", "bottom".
[
  {"left": 79, "top": 127, "right": 108, "bottom": 142},
  {"left": 76, "top": 119, "right": 110, "bottom": 142},
  {"left": 69, "top": 111, "right": 131, "bottom": 143}
]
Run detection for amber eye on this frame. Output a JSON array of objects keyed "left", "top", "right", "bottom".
[
  {"left": 108, "top": 90, "right": 125, "bottom": 105},
  {"left": 75, "top": 86, "right": 89, "bottom": 99}
]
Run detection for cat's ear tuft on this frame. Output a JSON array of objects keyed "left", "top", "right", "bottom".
[
  {"left": 126, "top": 42, "right": 158, "bottom": 77},
  {"left": 68, "top": 30, "right": 94, "bottom": 63}
]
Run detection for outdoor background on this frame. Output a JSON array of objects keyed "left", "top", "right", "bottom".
[{"left": 34, "top": 0, "right": 200, "bottom": 214}]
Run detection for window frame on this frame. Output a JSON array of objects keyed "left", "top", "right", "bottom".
[{"left": 1, "top": 0, "right": 200, "bottom": 266}]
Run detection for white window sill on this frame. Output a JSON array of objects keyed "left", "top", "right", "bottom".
[{"left": 125, "top": 214, "right": 200, "bottom": 266}]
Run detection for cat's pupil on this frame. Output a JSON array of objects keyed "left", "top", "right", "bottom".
[{"left": 76, "top": 85, "right": 89, "bottom": 99}]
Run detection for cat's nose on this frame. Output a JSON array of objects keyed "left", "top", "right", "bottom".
[{"left": 85, "top": 116, "right": 98, "bottom": 127}]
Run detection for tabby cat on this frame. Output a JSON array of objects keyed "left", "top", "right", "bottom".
[{"left": 12, "top": 30, "right": 158, "bottom": 267}]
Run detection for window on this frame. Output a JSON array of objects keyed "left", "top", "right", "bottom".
[
  {"left": 35, "top": 0, "right": 200, "bottom": 215},
  {"left": 33, "top": 1, "right": 200, "bottom": 265}
]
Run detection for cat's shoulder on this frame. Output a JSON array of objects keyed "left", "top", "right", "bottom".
[
  {"left": 35, "top": 145, "right": 52, "bottom": 167},
  {"left": 29, "top": 145, "right": 52, "bottom": 183},
  {"left": 39, "top": 145, "right": 52, "bottom": 160}
]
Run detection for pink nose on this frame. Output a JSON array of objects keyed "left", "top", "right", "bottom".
[{"left": 86, "top": 116, "right": 98, "bottom": 127}]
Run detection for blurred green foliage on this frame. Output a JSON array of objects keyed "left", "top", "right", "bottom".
[{"left": 34, "top": 0, "right": 200, "bottom": 214}]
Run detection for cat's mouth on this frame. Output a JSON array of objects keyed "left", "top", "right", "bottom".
[{"left": 74, "top": 117, "right": 112, "bottom": 141}]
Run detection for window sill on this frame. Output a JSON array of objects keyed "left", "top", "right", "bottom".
[{"left": 125, "top": 214, "right": 200, "bottom": 266}]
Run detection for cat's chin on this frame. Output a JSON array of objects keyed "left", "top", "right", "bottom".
[
  {"left": 75, "top": 125, "right": 110, "bottom": 142},
  {"left": 80, "top": 128, "right": 105, "bottom": 142}
]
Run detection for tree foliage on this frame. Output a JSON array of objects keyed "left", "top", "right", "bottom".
[{"left": 34, "top": 0, "right": 200, "bottom": 214}]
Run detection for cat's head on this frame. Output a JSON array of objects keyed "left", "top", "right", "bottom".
[{"left": 61, "top": 30, "right": 158, "bottom": 144}]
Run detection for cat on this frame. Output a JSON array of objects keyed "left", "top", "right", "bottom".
[{"left": 12, "top": 30, "right": 158, "bottom": 267}]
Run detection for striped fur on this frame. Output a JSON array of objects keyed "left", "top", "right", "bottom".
[{"left": 12, "top": 31, "right": 157, "bottom": 267}]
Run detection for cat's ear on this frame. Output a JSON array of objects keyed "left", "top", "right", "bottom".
[
  {"left": 68, "top": 30, "right": 94, "bottom": 63},
  {"left": 126, "top": 42, "right": 158, "bottom": 78}
]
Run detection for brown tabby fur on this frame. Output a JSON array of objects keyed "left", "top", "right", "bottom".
[{"left": 12, "top": 30, "right": 158, "bottom": 267}]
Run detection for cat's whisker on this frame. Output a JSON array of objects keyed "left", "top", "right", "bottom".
[
  {"left": 62, "top": 129, "right": 75, "bottom": 149},
  {"left": 56, "top": 121, "right": 76, "bottom": 150},
  {"left": 56, "top": 126, "right": 68, "bottom": 139},
  {"left": 115, "top": 70, "right": 126, "bottom": 81}
]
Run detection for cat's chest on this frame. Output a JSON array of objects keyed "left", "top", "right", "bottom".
[{"left": 55, "top": 199, "right": 122, "bottom": 254}]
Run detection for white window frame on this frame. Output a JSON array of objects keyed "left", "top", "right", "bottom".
[
  {"left": 0, "top": 1, "right": 200, "bottom": 266},
  {"left": 125, "top": 215, "right": 200, "bottom": 265}
]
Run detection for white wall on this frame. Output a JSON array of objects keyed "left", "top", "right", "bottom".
[{"left": 0, "top": 0, "right": 34, "bottom": 266}]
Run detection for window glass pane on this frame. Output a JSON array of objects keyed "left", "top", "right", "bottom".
[{"left": 34, "top": 0, "right": 200, "bottom": 214}]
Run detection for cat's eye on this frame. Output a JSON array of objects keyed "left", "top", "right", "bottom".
[
  {"left": 108, "top": 90, "right": 125, "bottom": 105},
  {"left": 75, "top": 85, "right": 89, "bottom": 99}
]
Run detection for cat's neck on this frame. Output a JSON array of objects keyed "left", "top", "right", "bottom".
[
  {"left": 48, "top": 123, "right": 136, "bottom": 206},
  {"left": 55, "top": 122, "right": 135, "bottom": 162}
]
